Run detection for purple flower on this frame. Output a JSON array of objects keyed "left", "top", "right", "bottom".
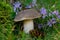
[
  {"left": 40, "top": 7, "right": 47, "bottom": 19},
  {"left": 13, "top": 1, "right": 21, "bottom": 8},
  {"left": 38, "top": 24, "right": 43, "bottom": 29},
  {"left": 51, "top": 18, "right": 56, "bottom": 24},
  {"left": 47, "top": 18, "right": 56, "bottom": 27},
  {"left": 52, "top": 10, "right": 59, "bottom": 16},
  {"left": 47, "top": 21, "right": 52, "bottom": 27},
  {"left": 57, "top": 15, "right": 60, "bottom": 19},
  {"left": 40, "top": 7, "right": 47, "bottom": 15},
  {"left": 13, "top": 1, "right": 22, "bottom": 14}
]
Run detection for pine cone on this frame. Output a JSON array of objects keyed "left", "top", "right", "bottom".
[{"left": 29, "top": 29, "right": 41, "bottom": 37}]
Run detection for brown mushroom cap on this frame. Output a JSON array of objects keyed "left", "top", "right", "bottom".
[{"left": 14, "top": 9, "right": 41, "bottom": 22}]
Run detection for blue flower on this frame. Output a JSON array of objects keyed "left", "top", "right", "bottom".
[
  {"left": 47, "top": 18, "right": 56, "bottom": 27},
  {"left": 47, "top": 21, "right": 52, "bottom": 27},
  {"left": 40, "top": 7, "right": 47, "bottom": 19},
  {"left": 38, "top": 24, "right": 43, "bottom": 29},
  {"left": 57, "top": 15, "right": 60, "bottom": 19},
  {"left": 13, "top": 1, "right": 22, "bottom": 14},
  {"left": 51, "top": 18, "right": 56, "bottom": 24},
  {"left": 52, "top": 10, "right": 59, "bottom": 16},
  {"left": 13, "top": 1, "right": 21, "bottom": 8},
  {"left": 40, "top": 7, "right": 47, "bottom": 15}
]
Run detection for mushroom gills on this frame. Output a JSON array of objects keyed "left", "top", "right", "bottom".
[{"left": 23, "top": 19, "right": 34, "bottom": 34}]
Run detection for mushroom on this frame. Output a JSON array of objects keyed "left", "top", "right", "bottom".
[{"left": 14, "top": 9, "right": 41, "bottom": 34}]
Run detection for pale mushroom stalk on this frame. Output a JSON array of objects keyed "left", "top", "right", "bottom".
[
  {"left": 23, "top": 20, "right": 34, "bottom": 34},
  {"left": 14, "top": 9, "right": 41, "bottom": 34}
]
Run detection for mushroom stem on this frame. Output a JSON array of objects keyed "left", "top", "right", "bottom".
[{"left": 23, "top": 19, "right": 34, "bottom": 34}]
